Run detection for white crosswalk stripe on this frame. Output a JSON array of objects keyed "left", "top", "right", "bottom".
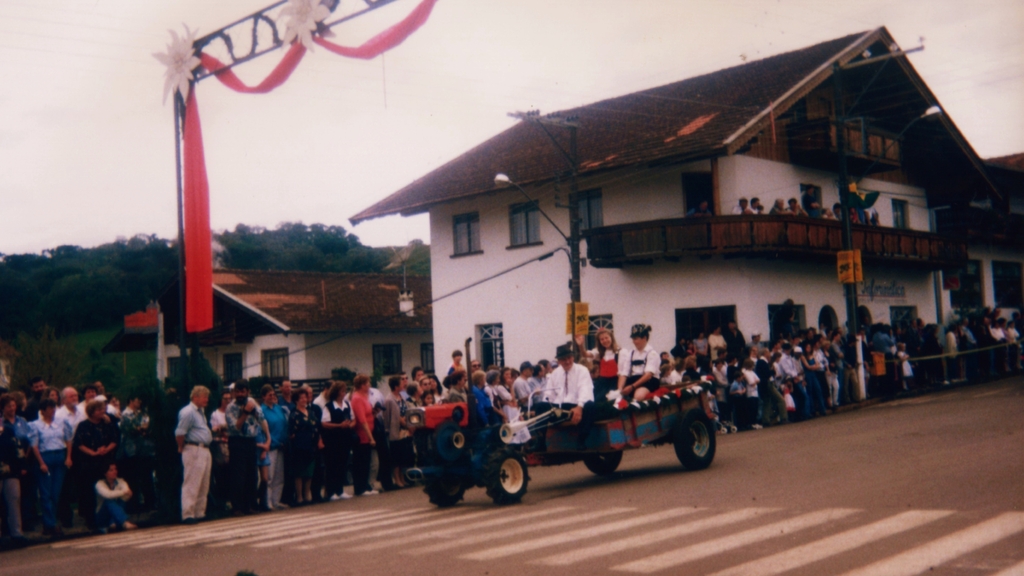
[
  {"left": 408, "top": 507, "right": 633, "bottom": 555},
  {"left": 461, "top": 507, "right": 704, "bottom": 561},
  {"left": 292, "top": 507, "right": 504, "bottom": 550},
  {"left": 201, "top": 506, "right": 425, "bottom": 545},
  {"left": 840, "top": 512, "right": 1024, "bottom": 576},
  {"left": 611, "top": 508, "right": 860, "bottom": 573},
  {"left": 536, "top": 508, "right": 777, "bottom": 567},
  {"left": 56, "top": 512, "right": 321, "bottom": 549},
  {"left": 151, "top": 510, "right": 387, "bottom": 549},
  {"left": 349, "top": 506, "right": 573, "bottom": 552},
  {"left": 251, "top": 506, "right": 473, "bottom": 549},
  {"left": 707, "top": 510, "right": 955, "bottom": 576}
]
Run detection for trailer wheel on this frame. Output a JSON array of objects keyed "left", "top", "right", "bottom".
[
  {"left": 484, "top": 449, "right": 529, "bottom": 505},
  {"left": 673, "top": 409, "right": 716, "bottom": 470},
  {"left": 583, "top": 451, "right": 623, "bottom": 475},
  {"left": 424, "top": 475, "right": 465, "bottom": 508}
]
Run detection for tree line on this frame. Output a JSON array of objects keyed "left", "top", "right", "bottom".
[{"left": 0, "top": 223, "right": 429, "bottom": 342}]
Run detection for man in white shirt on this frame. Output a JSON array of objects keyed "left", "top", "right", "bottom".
[
  {"left": 732, "top": 198, "right": 753, "bottom": 215},
  {"left": 534, "top": 343, "right": 596, "bottom": 450},
  {"left": 55, "top": 387, "right": 86, "bottom": 434}
]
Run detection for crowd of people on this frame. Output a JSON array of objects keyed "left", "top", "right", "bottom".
[
  {"left": 0, "top": 308, "right": 1018, "bottom": 546},
  {"left": 0, "top": 379, "right": 147, "bottom": 547},
  {"left": 687, "top": 188, "right": 888, "bottom": 227}
]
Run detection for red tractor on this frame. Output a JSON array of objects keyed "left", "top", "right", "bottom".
[{"left": 405, "top": 380, "right": 717, "bottom": 507}]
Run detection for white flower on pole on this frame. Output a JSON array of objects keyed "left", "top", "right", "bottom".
[
  {"left": 153, "top": 25, "right": 201, "bottom": 104},
  {"left": 280, "top": 0, "right": 331, "bottom": 51}
]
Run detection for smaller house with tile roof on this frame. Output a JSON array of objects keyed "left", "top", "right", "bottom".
[
  {"left": 153, "top": 270, "right": 433, "bottom": 384},
  {"left": 351, "top": 27, "right": 1020, "bottom": 370}
]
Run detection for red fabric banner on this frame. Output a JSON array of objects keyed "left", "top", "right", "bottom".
[
  {"left": 182, "top": 90, "right": 214, "bottom": 333},
  {"left": 314, "top": 0, "right": 437, "bottom": 59},
  {"left": 200, "top": 42, "right": 307, "bottom": 93}
]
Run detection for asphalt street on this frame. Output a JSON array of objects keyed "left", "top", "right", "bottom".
[{"left": 3, "top": 377, "right": 1022, "bottom": 576}]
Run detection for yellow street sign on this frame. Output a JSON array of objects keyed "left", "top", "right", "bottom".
[
  {"left": 566, "top": 302, "right": 590, "bottom": 335},
  {"left": 837, "top": 250, "right": 863, "bottom": 284}
]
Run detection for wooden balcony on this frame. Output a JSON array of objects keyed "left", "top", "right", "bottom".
[
  {"left": 583, "top": 215, "right": 968, "bottom": 269},
  {"left": 787, "top": 118, "right": 902, "bottom": 175}
]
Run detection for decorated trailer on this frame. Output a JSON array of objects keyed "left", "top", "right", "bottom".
[{"left": 405, "top": 380, "right": 717, "bottom": 507}]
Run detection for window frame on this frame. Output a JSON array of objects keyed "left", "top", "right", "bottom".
[
  {"left": 452, "top": 212, "right": 481, "bottom": 256},
  {"left": 223, "top": 352, "right": 243, "bottom": 383},
  {"left": 420, "top": 343, "right": 435, "bottom": 374},
  {"left": 579, "top": 189, "right": 604, "bottom": 231},
  {"left": 949, "top": 260, "right": 984, "bottom": 311},
  {"left": 585, "top": 314, "right": 614, "bottom": 351},
  {"left": 478, "top": 323, "right": 504, "bottom": 369},
  {"left": 372, "top": 344, "right": 403, "bottom": 376},
  {"left": 992, "top": 260, "right": 1023, "bottom": 309},
  {"left": 508, "top": 201, "right": 541, "bottom": 247},
  {"left": 892, "top": 199, "right": 909, "bottom": 229},
  {"left": 261, "top": 348, "right": 290, "bottom": 381}
]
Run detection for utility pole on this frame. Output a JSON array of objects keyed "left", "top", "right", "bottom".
[
  {"left": 173, "top": 91, "right": 189, "bottom": 390},
  {"left": 833, "top": 62, "right": 860, "bottom": 339}
]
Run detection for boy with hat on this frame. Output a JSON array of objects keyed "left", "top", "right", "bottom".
[{"left": 533, "top": 343, "right": 596, "bottom": 450}]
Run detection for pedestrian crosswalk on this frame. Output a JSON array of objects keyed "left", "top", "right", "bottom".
[{"left": 50, "top": 504, "right": 1024, "bottom": 574}]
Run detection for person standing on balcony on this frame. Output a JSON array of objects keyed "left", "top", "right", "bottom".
[
  {"left": 732, "top": 198, "right": 754, "bottom": 215},
  {"left": 750, "top": 197, "right": 765, "bottom": 214},
  {"left": 686, "top": 201, "right": 713, "bottom": 217},
  {"left": 769, "top": 199, "right": 789, "bottom": 215}
]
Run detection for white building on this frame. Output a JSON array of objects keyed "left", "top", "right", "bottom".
[
  {"left": 154, "top": 270, "right": 434, "bottom": 384},
  {"left": 352, "top": 28, "right": 1021, "bottom": 370}
]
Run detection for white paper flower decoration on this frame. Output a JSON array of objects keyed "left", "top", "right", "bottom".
[
  {"left": 153, "top": 25, "right": 201, "bottom": 104},
  {"left": 280, "top": 0, "right": 331, "bottom": 51}
]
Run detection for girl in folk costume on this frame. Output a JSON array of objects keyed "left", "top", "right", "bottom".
[
  {"left": 618, "top": 324, "right": 661, "bottom": 401},
  {"left": 583, "top": 328, "right": 621, "bottom": 401}
]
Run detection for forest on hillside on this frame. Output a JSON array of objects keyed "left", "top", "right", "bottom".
[{"left": 0, "top": 223, "right": 430, "bottom": 341}]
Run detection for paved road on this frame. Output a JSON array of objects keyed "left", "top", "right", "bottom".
[{"left": 4, "top": 377, "right": 1022, "bottom": 576}]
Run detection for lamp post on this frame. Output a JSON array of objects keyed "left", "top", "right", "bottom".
[
  {"left": 498, "top": 111, "right": 583, "bottom": 355},
  {"left": 495, "top": 170, "right": 584, "bottom": 354}
]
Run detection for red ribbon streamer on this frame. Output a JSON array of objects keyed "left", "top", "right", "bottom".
[
  {"left": 182, "top": 90, "right": 214, "bottom": 333},
  {"left": 314, "top": 0, "right": 437, "bottom": 59},
  {"left": 200, "top": 42, "right": 307, "bottom": 93},
  {"left": 179, "top": 0, "right": 438, "bottom": 333}
]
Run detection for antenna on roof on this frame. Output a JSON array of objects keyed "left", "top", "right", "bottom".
[{"left": 385, "top": 241, "right": 417, "bottom": 317}]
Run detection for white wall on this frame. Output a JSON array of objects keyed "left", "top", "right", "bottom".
[
  {"left": 304, "top": 332, "right": 433, "bottom": 379},
  {"left": 719, "top": 155, "right": 930, "bottom": 232},
  {"left": 163, "top": 333, "right": 308, "bottom": 381}
]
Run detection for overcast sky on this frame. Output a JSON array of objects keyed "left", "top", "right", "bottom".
[{"left": 1, "top": 0, "right": 1022, "bottom": 255}]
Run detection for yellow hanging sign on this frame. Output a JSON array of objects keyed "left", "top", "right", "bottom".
[
  {"left": 837, "top": 250, "right": 863, "bottom": 284},
  {"left": 566, "top": 302, "right": 590, "bottom": 335}
]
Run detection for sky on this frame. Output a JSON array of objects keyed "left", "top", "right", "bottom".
[{"left": 1, "top": 0, "right": 1022, "bottom": 255}]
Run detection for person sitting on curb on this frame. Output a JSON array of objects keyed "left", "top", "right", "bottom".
[{"left": 95, "top": 463, "right": 136, "bottom": 534}]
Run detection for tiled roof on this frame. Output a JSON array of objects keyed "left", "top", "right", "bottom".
[
  {"left": 351, "top": 30, "right": 875, "bottom": 223},
  {"left": 987, "top": 153, "right": 1024, "bottom": 172},
  {"left": 213, "top": 269, "right": 431, "bottom": 333}
]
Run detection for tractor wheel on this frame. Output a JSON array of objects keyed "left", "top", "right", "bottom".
[
  {"left": 433, "top": 420, "right": 466, "bottom": 463},
  {"left": 673, "top": 408, "right": 716, "bottom": 470},
  {"left": 583, "top": 451, "right": 623, "bottom": 475},
  {"left": 484, "top": 449, "right": 529, "bottom": 505},
  {"left": 423, "top": 475, "right": 466, "bottom": 508}
]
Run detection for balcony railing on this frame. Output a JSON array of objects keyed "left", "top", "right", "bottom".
[
  {"left": 787, "top": 118, "right": 901, "bottom": 175},
  {"left": 583, "top": 215, "right": 967, "bottom": 269}
]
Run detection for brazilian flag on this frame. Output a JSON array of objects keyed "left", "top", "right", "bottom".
[{"left": 846, "top": 183, "right": 879, "bottom": 209}]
